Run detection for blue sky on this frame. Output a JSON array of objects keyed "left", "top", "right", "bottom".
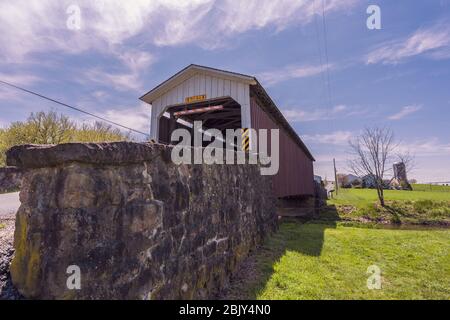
[{"left": 0, "top": 0, "right": 449, "bottom": 182}]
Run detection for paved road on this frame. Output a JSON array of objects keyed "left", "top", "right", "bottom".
[
  {"left": 0, "top": 192, "right": 21, "bottom": 299},
  {"left": 0, "top": 192, "right": 20, "bottom": 219}
]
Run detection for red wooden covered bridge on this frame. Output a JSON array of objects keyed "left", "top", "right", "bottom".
[{"left": 140, "top": 64, "right": 315, "bottom": 199}]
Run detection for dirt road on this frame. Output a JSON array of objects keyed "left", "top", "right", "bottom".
[{"left": 0, "top": 192, "right": 20, "bottom": 219}]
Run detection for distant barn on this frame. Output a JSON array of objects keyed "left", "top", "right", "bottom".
[{"left": 140, "top": 64, "right": 315, "bottom": 199}]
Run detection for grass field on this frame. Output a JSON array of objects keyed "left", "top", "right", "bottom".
[
  {"left": 412, "top": 184, "right": 450, "bottom": 193},
  {"left": 324, "top": 188, "right": 450, "bottom": 225},
  {"left": 236, "top": 221, "right": 450, "bottom": 300},
  {"left": 225, "top": 186, "right": 450, "bottom": 299},
  {"left": 329, "top": 188, "right": 450, "bottom": 206}
]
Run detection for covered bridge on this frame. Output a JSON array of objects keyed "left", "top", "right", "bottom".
[{"left": 140, "top": 64, "right": 315, "bottom": 198}]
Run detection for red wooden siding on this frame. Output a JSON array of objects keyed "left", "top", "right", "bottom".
[{"left": 250, "top": 97, "right": 314, "bottom": 197}]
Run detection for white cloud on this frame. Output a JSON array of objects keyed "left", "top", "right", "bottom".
[
  {"left": 398, "top": 138, "right": 450, "bottom": 157},
  {"left": 307, "top": 134, "right": 450, "bottom": 157},
  {"left": 83, "top": 70, "right": 142, "bottom": 92},
  {"left": 74, "top": 102, "right": 151, "bottom": 138},
  {"left": 366, "top": 22, "right": 450, "bottom": 65},
  {"left": 116, "top": 50, "right": 154, "bottom": 72},
  {"left": 0, "top": 87, "right": 24, "bottom": 103},
  {"left": 0, "top": 0, "right": 357, "bottom": 62},
  {"left": 82, "top": 50, "right": 154, "bottom": 92},
  {"left": 102, "top": 103, "right": 151, "bottom": 135},
  {"left": 92, "top": 90, "right": 108, "bottom": 100},
  {"left": 230, "top": 0, "right": 356, "bottom": 33},
  {"left": 282, "top": 104, "right": 367, "bottom": 122},
  {"left": 0, "top": 73, "right": 41, "bottom": 85},
  {"left": 303, "top": 131, "right": 353, "bottom": 146},
  {"left": 258, "top": 64, "right": 332, "bottom": 86},
  {"left": 152, "top": 0, "right": 215, "bottom": 47},
  {"left": 0, "top": 73, "right": 42, "bottom": 104},
  {"left": 0, "top": 73, "right": 41, "bottom": 102},
  {"left": 397, "top": 138, "right": 450, "bottom": 182},
  {"left": 0, "top": 117, "right": 7, "bottom": 128},
  {"left": 0, "top": 0, "right": 356, "bottom": 95},
  {"left": 312, "top": 136, "right": 450, "bottom": 183},
  {"left": 388, "top": 105, "right": 421, "bottom": 120},
  {"left": 0, "top": 0, "right": 357, "bottom": 96},
  {"left": 0, "top": 1, "right": 93, "bottom": 62},
  {"left": 154, "top": 0, "right": 357, "bottom": 48}
]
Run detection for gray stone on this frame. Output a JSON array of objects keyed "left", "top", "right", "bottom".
[
  {"left": 0, "top": 167, "right": 23, "bottom": 193},
  {"left": 8, "top": 142, "right": 277, "bottom": 299}
]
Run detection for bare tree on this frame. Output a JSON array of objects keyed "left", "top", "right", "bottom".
[{"left": 348, "top": 127, "right": 396, "bottom": 207}]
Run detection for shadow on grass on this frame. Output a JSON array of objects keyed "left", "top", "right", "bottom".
[
  {"left": 284, "top": 204, "right": 340, "bottom": 256},
  {"left": 221, "top": 205, "right": 340, "bottom": 299}
]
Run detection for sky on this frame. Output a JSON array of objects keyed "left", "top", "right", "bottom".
[{"left": 0, "top": 0, "right": 449, "bottom": 183}]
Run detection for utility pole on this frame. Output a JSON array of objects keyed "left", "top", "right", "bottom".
[{"left": 333, "top": 158, "right": 338, "bottom": 196}]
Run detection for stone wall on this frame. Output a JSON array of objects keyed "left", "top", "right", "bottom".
[
  {"left": 6, "top": 142, "right": 277, "bottom": 300},
  {"left": 0, "top": 167, "right": 23, "bottom": 193}
]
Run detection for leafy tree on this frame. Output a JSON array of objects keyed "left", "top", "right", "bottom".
[
  {"left": 0, "top": 111, "right": 130, "bottom": 166},
  {"left": 0, "top": 128, "right": 6, "bottom": 166},
  {"left": 28, "top": 111, "right": 75, "bottom": 144},
  {"left": 72, "top": 122, "right": 128, "bottom": 143}
]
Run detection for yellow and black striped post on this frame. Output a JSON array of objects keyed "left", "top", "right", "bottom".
[{"left": 241, "top": 128, "right": 250, "bottom": 152}]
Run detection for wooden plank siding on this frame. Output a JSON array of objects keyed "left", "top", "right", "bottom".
[
  {"left": 142, "top": 65, "right": 315, "bottom": 198},
  {"left": 150, "top": 73, "right": 251, "bottom": 140},
  {"left": 250, "top": 97, "right": 314, "bottom": 197}
]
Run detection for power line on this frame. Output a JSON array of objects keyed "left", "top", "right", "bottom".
[
  {"left": 0, "top": 79, "right": 149, "bottom": 137},
  {"left": 319, "top": 0, "right": 338, "bottom": 181},
  {"left": 313, "top": 0, "right": 327, "bottom": 111},
  {"left": 312, "top": 2, "right": 335, "bottom": 126},
  {"left": 321, "top": 0, "right": 333, "bottom": 113}
]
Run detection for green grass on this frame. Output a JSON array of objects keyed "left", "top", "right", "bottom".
[
  {"left": 330, "top": 188, "right": 450, "bottom": 206},
  {"left": 412, "top": 184, "right": 450, "bottom": 193},
  {"left": 324, "top": 188, "right": 450, "bottom": 225},
  {"left": 247, "top": 221, "right": 450, "bottom": 300},
  {"left": 0, "top": 223, "right": 4, "bottom": 229}
]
